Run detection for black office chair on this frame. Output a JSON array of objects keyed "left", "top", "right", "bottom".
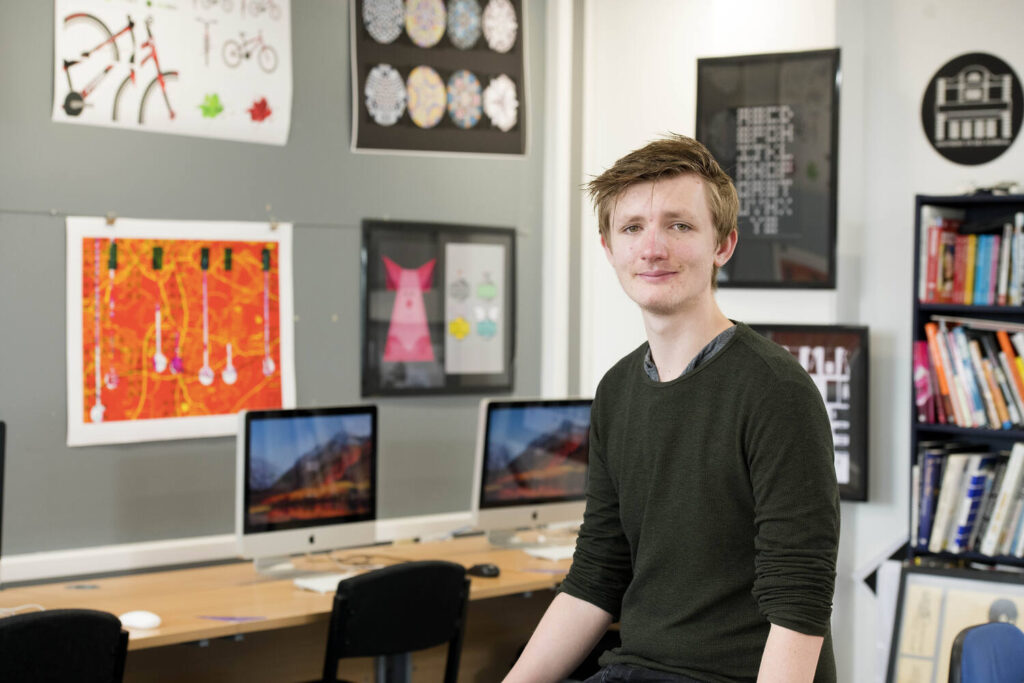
[
  {"left": 0, "top": 608, "right": 128, "bottom": 683},
  {"left": 948, "top": 621, "right": 1024, "bottom": 683},
  {"left": 318, "top": 560, "right": 470, "bottom": 683}
]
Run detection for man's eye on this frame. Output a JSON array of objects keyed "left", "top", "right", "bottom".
[
  {"left": 622, "top": 225, "right": 640, "bottom": 233},
  {"left": 672, "top": 223, "right": 692, "bottom": 231}
]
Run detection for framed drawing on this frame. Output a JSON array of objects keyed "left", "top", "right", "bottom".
[
  {"left": 696, "top": 48, "right": 840, "bottom": 288},
  {"left": 361, "top": 219, "right": 515, "bottom": 396},
  {"left": 350, "top": 0, "right": 526, "bottom": 155},
  {"left": 888, "top": 565, "right": 1024, "bottom": 683},
  {"left": 750, "top": 324, "right": 869, "bottom": 501}
]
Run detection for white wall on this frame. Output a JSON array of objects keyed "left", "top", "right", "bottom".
[
  {"left": 578, "top": 0, "right": 840, "bottom": 391},
  {"left": 563, "top": 1, "right": 1024, "bottom": 681}
]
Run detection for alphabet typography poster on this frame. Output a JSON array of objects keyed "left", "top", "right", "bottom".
[
  {"left": 66, "top": 217, "right": 295, "bottom": 446},
  {"left": 52, "top": 0, "right": 292, "bottom": 144}
]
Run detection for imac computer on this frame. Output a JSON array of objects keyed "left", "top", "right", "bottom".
[
  {"left": 236, "top": 406, "right": 377, "bottom": 575},
  {"left": 471, "top": 398, "right": 592, "bottom": 547}
]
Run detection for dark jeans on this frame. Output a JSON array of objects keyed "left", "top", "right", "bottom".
[{"left": 583, "top": 663, "right": 706, "bottom": 683}]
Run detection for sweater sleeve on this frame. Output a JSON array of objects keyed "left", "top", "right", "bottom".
[
  {"left": 558, "top": 392, "right": 633, "bottom": 620},
  {"left": 746, "top": 375, "right": 840, "bottom": 637}
]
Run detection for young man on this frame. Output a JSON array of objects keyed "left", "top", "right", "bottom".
[{"left": 504, "top": 135, "right": 839, "bottom": 683}]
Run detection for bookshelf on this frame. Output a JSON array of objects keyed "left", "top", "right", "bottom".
[{"left": 910, "top": 193, "right": 1024, "bottom": 570}]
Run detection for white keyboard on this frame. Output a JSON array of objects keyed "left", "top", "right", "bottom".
[
  {"left": 293, "top": 571, "right": 358, "bottom": 594},
  {"left": 523, "top": 544, "right": 576, "bottom": 561}
]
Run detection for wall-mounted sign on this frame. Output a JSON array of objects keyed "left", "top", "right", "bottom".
[{"left": 921, "top": 52, "right": 1023, "bottom": 166}]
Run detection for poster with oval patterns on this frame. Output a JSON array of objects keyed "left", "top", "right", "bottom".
[{"left": 351, "top": 0, "right": 525, "bottom": 155}]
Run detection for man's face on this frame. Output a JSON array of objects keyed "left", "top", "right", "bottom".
[{"left": 602, "top": 174, "right": 736, "bottom": 317}]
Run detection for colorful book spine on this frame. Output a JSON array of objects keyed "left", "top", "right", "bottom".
[
  {"left": 998, "top": 222, "right": 1013, "bottom": 305},
  {"left": 988, "top": 234, "right": 1002, "bottom": 306},
  {"left": 929, "top": 453, "right": 971, "bottom": 553},
  {"left": 980, "top": 442, "right": 1024, "bottom": 556},
  {"left": 969, "top": 459, "right": 1006, "bottom": 552},
  {"left": 950, "top": 454, "right": 996, "bottom": 553},
  {"left": 918, "top": 450, "right": 945, "bottom": 550},
  {"left": 949, "top": 326, "right": 988, "bottom": 427},
  {"left": 965, "top": 234, "right": 978, "bottom": 305},
  {"left": 913, "top": 340, "right": 936, "bottom": 423},
  {"left": 953, "top": 234, "right": 969, "bottom": 304},
  {"left": 924, "top": 323, "right": 959, "bottom": 425}
]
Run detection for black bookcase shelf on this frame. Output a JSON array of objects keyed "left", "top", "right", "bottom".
[{"left": 910, "top": 194, "right": 1024, "bottom": 571}]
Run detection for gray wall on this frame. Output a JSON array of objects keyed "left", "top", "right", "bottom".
[{"left": 0, "top": 1, "right": 546, "bottom": 555}]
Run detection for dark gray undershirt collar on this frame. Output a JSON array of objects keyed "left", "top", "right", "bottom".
[{"left": 642, "top": 324, "right": 738, "bottom": 382}]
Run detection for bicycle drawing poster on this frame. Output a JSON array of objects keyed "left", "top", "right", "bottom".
[
  {"left": 66, "top": 217, "right": 296, "bottom": 446},
  {"left": 53, "top": 0, "right": 293, "bottom": 145}
]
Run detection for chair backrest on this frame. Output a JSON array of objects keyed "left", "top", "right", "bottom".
[
  {"left": 949, "top": 621, "right": 1024, "bottom": 683},
  {"left": 322, "top": 560, "right": 470, "bottom": 683},
  {"left": 0, "top": 608, "right": 128, "bottom": 683}
]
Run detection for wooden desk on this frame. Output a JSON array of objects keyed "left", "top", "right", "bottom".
[{"left": 0, "top": 536, "right": 571, "bottom": 682}]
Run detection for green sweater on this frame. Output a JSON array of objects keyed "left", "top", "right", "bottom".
[{"left": 560, "top": 323, "right": 839, "bottom": 683}]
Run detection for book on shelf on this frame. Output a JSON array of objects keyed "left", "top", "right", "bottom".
[
  {"left": 967, "top": 456, "right": 1006, "bottom": 552},
  {"left": 919, "top": 205, "right": 965, "bottom": 302},
  {"left": 948, "top": 453, "right": 997, "bottom": 553},
  {"left": 928, "top": 452, "right": 971, "bottom": 553},
  {"left": 913, "top": 340, "right": 937, "bottom": 423},
  {"left": 916, "top": 443, "right": 947, "bottom": 550},
  {"left": 918, "top": 318, "right": 1024, "bottom": 429},
  {"left": 979, "top": 442, "right": 1024, "bottom": 557},
  {"left": 919, "top": 206, "right": 1024, "bottom": 307}
]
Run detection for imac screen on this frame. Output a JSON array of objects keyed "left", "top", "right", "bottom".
[
  {"left": 481, "top": 400, "right": 591, "bottom": 508},
  {"left": 244, "top": 408, "right": 376, "bottom": 534}
]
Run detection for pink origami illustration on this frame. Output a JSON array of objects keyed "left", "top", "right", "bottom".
[{"left": 382, "top": 256, "right": 436, "bottom": 362}]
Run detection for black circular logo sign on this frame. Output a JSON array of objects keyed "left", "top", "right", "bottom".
[{"left": 921, "top": 52, "right": 1023, "bottom": 165}]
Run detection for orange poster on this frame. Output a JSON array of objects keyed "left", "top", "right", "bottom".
[{"left": 67, "top": 217, "right": 294, "bottom": 445}]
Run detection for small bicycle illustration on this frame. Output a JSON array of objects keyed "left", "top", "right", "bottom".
[
  {"left": 222, "top": 30, "right": 278, "bottom": 73},
  {"left": 241, "top": 0, "right": 281, "bottom": 21},
  {"left": 194, "top": 0, "right": 234, "bottom": 12},
  {"left": 61, "top": 13, "right": 178, "bottom": 123}
]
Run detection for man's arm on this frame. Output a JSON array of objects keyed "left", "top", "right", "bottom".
[
  {"left": 502, "top": 592, "right": 613, "bottom": 683},
  {"left": 756, "top": 623, "right": 823, "bottom": 683}
]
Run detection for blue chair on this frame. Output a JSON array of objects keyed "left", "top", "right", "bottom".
[{"left": 948, "top": 621, "right": 1024, "bottom": 683}]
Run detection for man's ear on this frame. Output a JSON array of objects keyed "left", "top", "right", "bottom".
[
  {"left": 714, "top": 229, "right": 738, "bottom": 267},
  {"left": 601, "top": 234, "right": 613, "bottom": 263}
]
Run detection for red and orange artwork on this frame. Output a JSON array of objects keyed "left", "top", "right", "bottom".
[{"left": 80, "top": 237, "right": 284, "bottom": 425}]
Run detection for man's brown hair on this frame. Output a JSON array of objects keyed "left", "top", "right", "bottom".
[{"left": 586, "top": 134, "right": 739, "bottom": 285}]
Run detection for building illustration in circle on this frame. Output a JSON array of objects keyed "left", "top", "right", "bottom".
[
  {"left": 921, "top": 52, "right": 1023, "bottom": 165},
  {"left": 934, "top": 64, "right": 1013, "bottom": 143}
]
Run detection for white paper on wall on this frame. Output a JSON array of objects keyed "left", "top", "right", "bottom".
[
  {"left": 53, "top": 0, "right": 292, "bottom": 145},
  {"left": 444, "top": 243, "right": 505, "bottom": 375}
]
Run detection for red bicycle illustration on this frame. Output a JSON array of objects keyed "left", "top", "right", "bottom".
[
  {"left": 60, "top": 13, "right": 178, "bottom": 124},
  {"left": 222, "top": 30, "right": 278, "bottom": 73}
]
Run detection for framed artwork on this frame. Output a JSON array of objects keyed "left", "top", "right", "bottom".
[
  {"left": 361, "top": 219, "right": 515, "bottom": 396},
  {"left": 750, "top": 324, "right": 869, "bottom": 501},
  {"left": 350, "top": 0, "right": 526, "bottom": 155},
  {"left": 696, "top": 48, "right": 840, "bottom": 288},
  {"left": 887, "top": 565, "right": 1024, "bottom": 682},
  {"left": 66, "top": 216, "right": 295, "bottom": 446}
]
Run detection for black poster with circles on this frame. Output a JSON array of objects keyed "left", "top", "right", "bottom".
[
  {"left": 351, "top": 0, "right": 525, "bottom": 155},
  {"left": 921, "top": 52, "right": 1023, "bottom": 166},
  {"left": 696, "top": 48, "right": 840, "bottom": 289}
]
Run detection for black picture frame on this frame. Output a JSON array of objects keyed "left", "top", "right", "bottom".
[
  {"left": 696, "top": 48, "right": 840, "bottom": 288},
  {"left": 350, "top": 0, "right": 526, "bottom": 155},
  {"left": 887, "top": 564, "right": 1024, "bottom": 683},
  {"left": 750, "top": 324, "right": 869, "bottom": 501},
  {"left": 361, "top": 219, "right": 516, "bottom": 396}
]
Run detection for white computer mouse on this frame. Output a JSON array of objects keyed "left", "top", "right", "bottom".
[{"left": 119, "top": 610, "right": 162, "bottom": 630}]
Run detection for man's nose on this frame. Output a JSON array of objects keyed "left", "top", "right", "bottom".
[{"left": 639, "top": 228, "right": 668, "bottom": 260}]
